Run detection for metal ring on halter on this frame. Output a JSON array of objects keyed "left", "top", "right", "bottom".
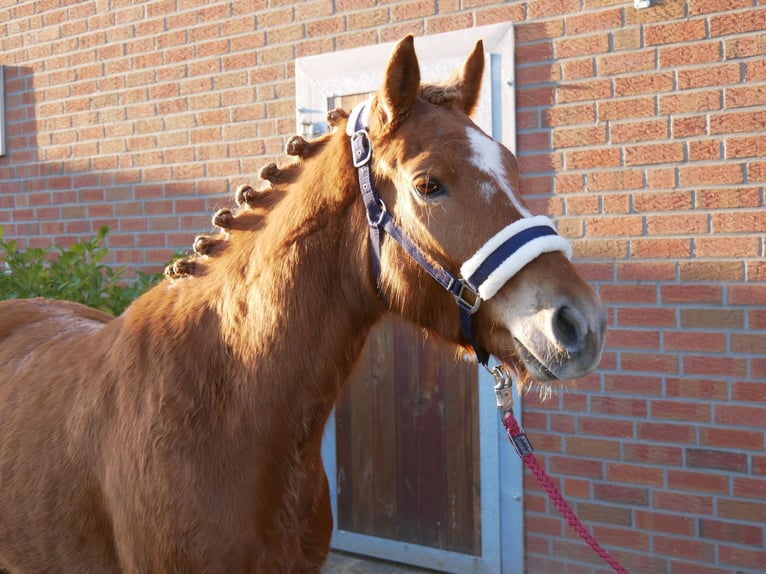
[{"left": 366, "top": 199, "right": 387, "bottom": 228}]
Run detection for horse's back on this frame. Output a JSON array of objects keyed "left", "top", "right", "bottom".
[
  {"left": 0, "top": 299, "right": 119, "bottom": 573},
  {"left": 0, "top": 297, "right": 112, "bottom": 339}
]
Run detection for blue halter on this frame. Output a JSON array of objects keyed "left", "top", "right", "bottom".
[{"left": 347, "top": 101, "right": 571, "bottom": 368}]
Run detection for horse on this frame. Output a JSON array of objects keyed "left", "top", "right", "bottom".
[{"left": 0, "top": 36, "right": 606, "bottom": 573}]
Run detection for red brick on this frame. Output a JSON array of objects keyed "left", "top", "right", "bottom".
[
  {"left": 566, "top": 437, "right": 622, "bottom": 459},
  {"left": 666, "top": 376, "right": 728, "bottom": 400},
  {"left": 685, "top": 355, "right": 747, "bottom": 378},
  {"left": 727, "top": 285, "right": 766, "bottom": 305},
  {"left": 548, "top": 455, "right": 604, "bottom": 479},
  {"left": 733, "top": 477, "right": 766, "bottom": 501},
  {"left": 680, "top": 261, "right": 744, "bottom": 282},
  {"left": 633, "top": 191, "right": 692, "bottom": 212},
  {"left": 679, "top": 163, "right": 745, "bottom": 187},
  {"left": 724, "top": 32, "right": 766, "bottom": 59},
  {"left": 575, "top": 501, "right": 633, "bottom": 527},
  {"left": 587, "top": 170, "right": 644, "bottom": 192},
  {"left": 651, "top": 400, "right": 711, "bottom": 422},
  {"left": 598, "top": 50, "right": 657, "bottom": 77},
  {"left": 672, "top": 115, "right": 707, "bottom": 138},
  {"left": 659, "top": 90, "right": 722, "bottom": 115},
  {"left": 646, "top": 167, "right": 677, "bottom": 189},
  {"left": 591, "top": 396, "right": 647, "bottom": 418},
  {"left": 565, "top": 148, "right": 621, "bottom": 169},
  {"left": 624, "top": 142, "right": 684, "bottom": 166},
  {"left": 718, "top": 546, "right": 766, "bottom": 570},
  {"left": 617, "top": 261, "right": 676, "bottom": 281},
  {"left": 659, "top": 41, "right": 723, "bottom": 67},
  {"left": 515, "top": 42, "right": 554, "bottom": 65},
  {"left": 653, "top": 490, "right": 714, "bottom": 515},
  {"left": 664, "top": 331, "right": 726, "bottom": 353},
  {"left": 543, "top": 103, "right": 597, "bottom": 127},
  {"left": 631, "top": 238, "right": 692, "bottom": 259},
  {"left": 696, "top": 236, "right": 760, "bottom": 258},
  {"left": 698, "top": 519, "right": 761, "bottom": 548},
  {"left": 554, "top": 34, "right": 610, "bottom": 59},
  {"left": 731, "top": 333, "right": 766, "bottom": 354},
  {"left": 516, "top": 63, "right": 561, "bottom": 86},
  {"left": 527, "top": 0, "right": 581, "bottom": 19},
  {"left": 616, "top": 306, "right": 674, "bottom": 327},
  {"left": 716, "top": 404, "right": 766, "bottom": 427},
  {"left": 710, "top": 7, "right": 766, "bottom": 37},
  {"left": 746, "top": 58, "right": 766, "bottom": 81},
  {"left": 700, "top": 426, "right": 764, "bottom": 451},
  {"left": 585, "top": 215, "right": 642, "bottom": 237},
  {"left": 605, "top": 329, "right": 660, "bottom": 350},
  {"left": 624, "top": 442, "right": 682, "bottom": 465},
  {"left": 719, "top": 498, "right": 766, "bottom": 523},
  {"left": 646, "top": 213, "right": 708, "bottom": 235},
  {"left": 578, "top": 416, "right": 633, "bottom": 438},
  {"left": 726, "top": 134, "right": 766, "bottom": 159},
  {"left": 635, "top": 510, "right": 695, "bottom": 536},
  {"left": 564, "top": 196, "right": 598, "bottom": 216},
  {"left": 605, "top": 463, "right": 663, "bottom": 487},
  {"left": 726, "top": 84, "right": 766, "bottom": 108},
  {"left": 636, "top": 420, "right": 696, "bottom": 444},
  {"left": 689, "top": 0, "right": 755, "bottom": 15},
  {"left": 710, "top": 109, "right": 766, "bottom": 135},
  {"left": 561, "top": 57, "right": 595, "bottom": 80},
  {"left": 610, "top": 119, "right": 669, "bottom": 143},
  {"left": 622, "top": 352, "right": 679, "bottom": 374},
  {"left": 551, "top": 125, "right": 606, "bottom": 149},
  {"left": 605, "top": 373, "right": 663, "bottom": 394},
  {"left": 688, "top": 139, "right": 721, "bottom": 162},
  {"left": 678, "top": 63, "right": 742, "bottom": 90},
  {"left": 655, "top": 535, "right": 716, "bottom": 563},
  {"left": 686, "top": 448, "right": 749, "bottom": 473},
  {"left": 597, "top": 96, "right": 655, "bottom": 120},
  {"left": 661, "top": 285, "right": 722, "bottom": 305}
]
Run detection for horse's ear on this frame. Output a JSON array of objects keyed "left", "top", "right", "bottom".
[
  {"left": 454, "top": 39, "right": 484, "bottom": 116},
  {"left": 377, "top": 35, "right": 421, "bottom": 129}
]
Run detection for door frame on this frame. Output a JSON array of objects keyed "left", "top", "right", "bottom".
[{"left": 297, "top": 23, "right": 524, "bottom": 574}]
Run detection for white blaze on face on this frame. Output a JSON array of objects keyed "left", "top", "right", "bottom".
[{"left": 466, "top": 127, "right": 531, "bottom": 217}]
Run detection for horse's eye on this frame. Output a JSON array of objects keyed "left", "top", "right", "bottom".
[{"left": 413, "top": 176, "right": 445, "bottom": 198}]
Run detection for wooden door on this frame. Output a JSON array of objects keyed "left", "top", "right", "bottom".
[{"left": 335, "top": 317, "right": 482, "bottom": 555}]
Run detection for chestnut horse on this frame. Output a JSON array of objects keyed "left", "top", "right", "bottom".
[{"left": 0, "top": 36, "right": 605, "bottom": 573}]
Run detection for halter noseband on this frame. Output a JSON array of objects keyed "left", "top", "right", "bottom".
[{"left": 347, "top": 101, "right": 572, "bottom": 367}]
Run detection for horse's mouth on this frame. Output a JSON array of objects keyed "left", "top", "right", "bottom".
[{"left": 513, "top": 338, "right": 560, "bottom": 382}]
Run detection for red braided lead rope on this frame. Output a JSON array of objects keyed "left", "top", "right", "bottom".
[{"left": 502, "top": 411, "right": 631, "bottom": 574}]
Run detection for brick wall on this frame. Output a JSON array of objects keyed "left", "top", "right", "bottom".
[{"left": 1, "top": 1, "right": 765, "bottom": 573}]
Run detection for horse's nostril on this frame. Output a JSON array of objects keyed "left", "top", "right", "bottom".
[{"left": 553, "top": 305, "right": 585, "bottom": 353}]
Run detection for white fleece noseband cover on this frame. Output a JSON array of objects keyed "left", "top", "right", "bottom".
[{"left": 460, "top": 215, "right": 572, "bottom": 301}]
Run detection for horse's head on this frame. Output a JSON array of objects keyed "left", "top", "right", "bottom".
[{"left": 351, "top": 35, "right": 606, "bottom": 388}]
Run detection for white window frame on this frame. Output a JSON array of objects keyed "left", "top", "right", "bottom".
[{"left": 296, "top": 23, "right": 523, "bottom": 574}]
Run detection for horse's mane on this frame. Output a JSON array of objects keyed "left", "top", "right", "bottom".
[{"left": 164, "top": 85, "right": 462, "bottom": 281}]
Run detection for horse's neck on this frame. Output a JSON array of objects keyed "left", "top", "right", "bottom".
[{"left": 124, "top": 138, "right": 379, "bottom": 437}]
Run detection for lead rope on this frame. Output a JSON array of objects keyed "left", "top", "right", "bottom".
[{"left": 492, "top": 367, "right": 631, "bottom": 574}]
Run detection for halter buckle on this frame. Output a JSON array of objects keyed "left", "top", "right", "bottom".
[
  {"left": 453, "top": 280, "right": 481, "bottom": 315},
  {"left": 351, "top": 130, "right": 372, "bottom": 168}
]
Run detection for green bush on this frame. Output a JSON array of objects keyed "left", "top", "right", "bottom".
[{"left": 0, "top": 225, "right": 163, "bottom": 316}]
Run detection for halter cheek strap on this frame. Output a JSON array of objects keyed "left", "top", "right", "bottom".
[{"left": 347, "top": 101, "right": 571, "bottom": 367}]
